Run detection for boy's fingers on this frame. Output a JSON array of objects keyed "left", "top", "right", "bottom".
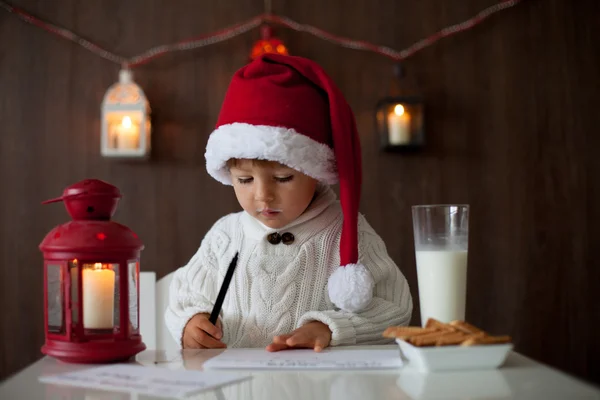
[
  {"left": 192, "top": 328, "right": 227, "bottom": 349},
  {"left": 314, "top": 336, "right": 328, "bottom": 352},
  {"left": 189, "top": 328, "right": 207, "bottom": 345},
  {"left": 286, "top": 331, "right": 311, "bottom": 347},
  {"left": 198, "top": 320, "right": 222, "bottom": 340},
  {"left": 183, "top": 336, "right": 204, "bottom": 349},
  {"left": 266, "top": 342, "right": 290, "bottom": 352},
  {"left": 272, "top": 334, "right": 292, "bottom": 344}
]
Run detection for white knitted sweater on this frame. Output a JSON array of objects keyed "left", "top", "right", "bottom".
[{"left": 165, "top": 185, "right": 413, "bottom": 348}]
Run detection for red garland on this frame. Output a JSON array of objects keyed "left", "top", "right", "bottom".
[{"left": 0, "top": 0, "right": 523, "bottom": 68}]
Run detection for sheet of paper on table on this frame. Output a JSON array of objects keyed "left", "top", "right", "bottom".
[
  {"left": 39, "top": 364, "right": 250, "bottom": 398},
  {"left": 203, "top": 348, "right": 403, "bottom": 370}
]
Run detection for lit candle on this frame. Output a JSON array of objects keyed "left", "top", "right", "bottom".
[
  {"left": 116, "top": 116, "right": 139, "bottom": 150},
  {"left": 82, "top": 263, "right": 115, "bottom": 329},
  {"left": 387, "top": 104, "right": 411, "bottom": 145}
]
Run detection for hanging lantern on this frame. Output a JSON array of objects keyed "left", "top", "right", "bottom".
[
  {"left": 39, "top": 179, "right": 146, "bottom": 363},
  {"left": 250, "top": 25, "right": 289, "bottom": 61},
  {"left": 101, "top": 69, "right": 151, "bottom": 159},
  {"left": 375, "top": 65, "right": 425, "bottom": 151}
]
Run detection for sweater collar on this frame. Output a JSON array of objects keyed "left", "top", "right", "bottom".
[{"left": 241, "top": 183, "right": 337, "bottom": 240}]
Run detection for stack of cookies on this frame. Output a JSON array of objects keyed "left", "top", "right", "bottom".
[{"left": 383, "top": 318, "right": 511, "bottom": 347}]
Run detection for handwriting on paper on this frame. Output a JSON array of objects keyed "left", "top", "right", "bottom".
[
  {"left": 203, "top": 348, "right": 403, "bottom": 370},
  {"left": 39, "top": 364, "right": 249, "bottom": 398}
]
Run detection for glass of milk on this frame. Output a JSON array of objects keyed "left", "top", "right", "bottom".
[{"left": 412, "top": 205, "right": 469, "bottom": 326}]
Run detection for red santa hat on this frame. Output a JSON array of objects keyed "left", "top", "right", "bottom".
[{"left": 205, "top": 53, "right": 374, "bottom": 312}]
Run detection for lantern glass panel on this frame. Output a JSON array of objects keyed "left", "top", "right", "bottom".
[
  {"left": 106, "top": 111, "right": 144, "bottom": 151},
  {"left": 128, "top": 261, "right": 139, "bottom": 332},
  {"left": 47, "top": 264, "right": 64, "bottom": 334},
  {"left": 81, "top": 263, "right": 118, "bottom": 332},
  {"left": 68, "top": 260, "right": 78, "bottom": 324},
  {"left": 376, "top": 98, "right": 425, "bottom": 150}
]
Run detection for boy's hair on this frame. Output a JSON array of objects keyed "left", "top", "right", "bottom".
[{"left": 226, "top": 158, "right": 285, "bottom": 169}]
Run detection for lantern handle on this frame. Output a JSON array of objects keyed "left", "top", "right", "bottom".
[
  {"left": 41, "top": 196, "right": 65, "bottom": 205},
  {"left": 41, "top": 192, "right": 123, "bottom": 205}
]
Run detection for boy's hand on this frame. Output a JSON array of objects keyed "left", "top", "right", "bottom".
[
  {"left": 266, "top": 321, "right": 332, "bottom": 352},
  {"left": 182, "top": 313, "right": 227, "bottom": 349}
]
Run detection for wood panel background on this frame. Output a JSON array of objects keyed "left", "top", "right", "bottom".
[{"left": 1, "top": 0, "right": 599, "bottom": 384}]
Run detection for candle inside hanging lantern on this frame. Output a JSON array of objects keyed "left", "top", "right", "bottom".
[
  {"left": 114, "top": 116, "right": 139, "bottom": 150},
  {"left": 39, "top": 179, "right": 145, "bottom": 363},
  {"left": 387, "top": 104, "right": 412, "bottom": 145},
  {"left": 101, "top": 69, "right": 151, "bottom": 159},
  {"left": 375, "top": 65, "right": 425, "bottom": 151}
]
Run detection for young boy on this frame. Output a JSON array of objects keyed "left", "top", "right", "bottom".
[{"left": 165, "top": 53, "right": 412, "bottom": 352}]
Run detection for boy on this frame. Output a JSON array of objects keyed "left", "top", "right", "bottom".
[{"left": 165, "top": 53, "right": 412, "bottom": 351}]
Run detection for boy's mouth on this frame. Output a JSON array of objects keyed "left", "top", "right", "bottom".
[{"left": 258, "top": 208, "right": 282, "bottom": 217}]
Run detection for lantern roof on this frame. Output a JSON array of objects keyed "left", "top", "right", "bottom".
[
  {"left": 102, "top": 69, "right": 150, "bottom": 110},
  {"left": 40, "top": 220, "right": 143, "bottom": 254},
  {"left": 42, "top": 179, "right": 121, "bottom": 220},
  {"left": 40, "top": 179, "right": 143, "bottom": 255},
  {"left": 43, "top": 179, "right": 121, "bottom": 204}
]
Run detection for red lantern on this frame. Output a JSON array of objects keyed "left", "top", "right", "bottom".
[
  {"left": 39, "top": 179, "right": 146, "bottom": 363},
  {"left": 250, "top": 25, "right": 289, "bottom": 61}
]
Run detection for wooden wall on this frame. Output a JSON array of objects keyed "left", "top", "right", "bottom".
[{"left": 1, "top": 0, "right": 599, "bottom": 384}]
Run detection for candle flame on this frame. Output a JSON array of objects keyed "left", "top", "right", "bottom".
[
  {"left": 122, "top": 116, "right": 132, "bottom": 128},
  {"left": 394, "top": 104, "right": 405, "bottom": 116}
]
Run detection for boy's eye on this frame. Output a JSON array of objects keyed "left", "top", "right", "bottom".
[
  {"left": 237, "top": 177, "right": 253, "bottom": 184},
  {"left": 275, "top": 175, "right": 294, "bottom": 183}
]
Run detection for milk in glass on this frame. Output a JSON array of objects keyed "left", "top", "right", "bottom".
[
  {"left": 412, "top": 204, "right": 469, "bottom": 326},
  {"left": 415, "top": 249, "right": 468, "bottom": 324}
]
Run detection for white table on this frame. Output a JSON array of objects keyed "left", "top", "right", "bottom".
[{"left": 1, "top": 346, "right": 599, "bottom": 399}]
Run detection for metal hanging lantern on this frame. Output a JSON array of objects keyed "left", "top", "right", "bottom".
[
  {"left": 101, "top": 69, "right": 151, "bottom": 159},
  {"left": 39, "top": 179, "right": 146, "bottom": 363},
  {"left": 375, "top": 65, "right": 425, "bottom": 151},
  {"left": 250, "top": 25, "right": 289, "bottom": 61}
]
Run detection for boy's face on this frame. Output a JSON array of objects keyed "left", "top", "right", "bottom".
[{"left": 229, "top": 159, "right": 318, "bottom": 229}]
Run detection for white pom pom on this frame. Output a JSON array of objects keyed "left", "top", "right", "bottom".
[{"left": 327, "top": 264, "right": 374, "bottom": 312}]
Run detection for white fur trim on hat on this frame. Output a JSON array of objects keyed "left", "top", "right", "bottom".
[
  {"left": 205, "top": 123, "right": 338, "bottom": 185},
  {"left": 327, "top": 263, "right": 374, "bottom": 312}
]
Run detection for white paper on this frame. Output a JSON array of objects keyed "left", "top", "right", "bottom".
[
  {"left": 203, "top": 348, "right": 403, "bottom": 370},
  {"left": 39, "top": 364, "right": 250, "bottom": 398}
]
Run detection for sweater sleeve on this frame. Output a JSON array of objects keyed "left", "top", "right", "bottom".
[
  {"left": 297, "top": 215, "right": 413, "bottom": 346},
  {"left": 164, "top": 220, "right": 226, "bottom": 347}
]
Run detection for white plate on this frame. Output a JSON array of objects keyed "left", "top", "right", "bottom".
[{"left": 396, "top": 339, "right": 513, "bottom": 372}]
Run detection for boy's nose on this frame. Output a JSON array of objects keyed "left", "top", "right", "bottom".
[{"left": 254, "top": 182, "right": 275, "bottom": 202}]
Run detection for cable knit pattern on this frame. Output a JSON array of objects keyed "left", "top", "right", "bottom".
[{"left": 165, "top": 185, "right": 413, "bottom": 348}]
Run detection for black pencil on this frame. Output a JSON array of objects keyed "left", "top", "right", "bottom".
[{"left": 209, "top": 252, "right": 239, "bottom": 325}]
